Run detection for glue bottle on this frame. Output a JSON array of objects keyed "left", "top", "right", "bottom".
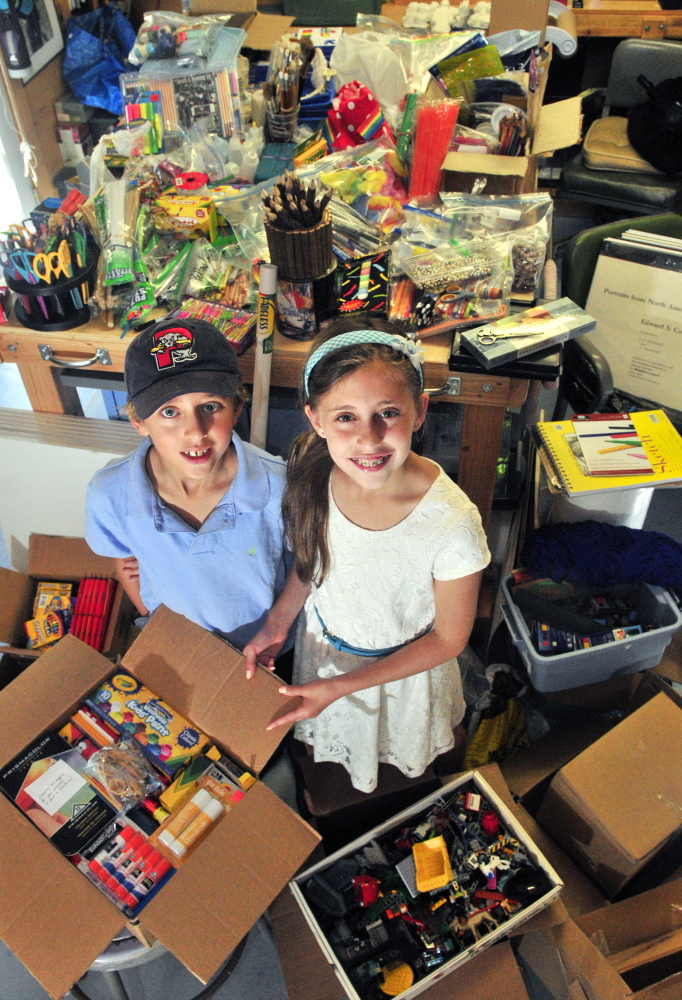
[
  {"left": 227, "top": 133, "right": 243, "bottom": 170},
  {"left": 240, "top": 147, "right": 259, "bottom": 183}
]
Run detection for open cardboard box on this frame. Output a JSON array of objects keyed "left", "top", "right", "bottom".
[
  {"left": 0, "top": 605, "right": 320, "bottom": 999},
  {"left": 536, "top": 690, "right": 682, "bottom": 901},
  {"left": 516, "top": 880, "right": 682, "bottom": 1000},
  {"left": 0, "top": 534, "right": 135, "bottom": 663},
  {"left": 441, "top": 44, "right": 582, "bottom": 196},
  {"left": 289, "top": 767, "right": 563, "bottom": 1000}
]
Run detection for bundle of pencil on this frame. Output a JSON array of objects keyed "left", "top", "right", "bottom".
[
  {"left": 262, "top": 172, "right": 332, "bottom": 232},
  {"left": 70, "top": 577, "right": 117, "bottom": 652}
]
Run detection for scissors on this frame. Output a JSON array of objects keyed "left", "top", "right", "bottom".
[
  {"left": 32, "top": 250, "right": 63, "bottom": 285},
  {"left": 477, "top": 324, "right": 548, "bottom": 345},
  {"left": 7, "top": 223, "right": 34, "bottom": 249}
]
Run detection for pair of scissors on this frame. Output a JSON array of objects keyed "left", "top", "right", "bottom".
[
  {"left": 477, "top": 324, "right": 548, "bottom": 345},
  {"left": 7, "top": 223, "right": 33, "bottom": 250},
  {"left": 32, "top": 250, "right": 63, "bottom": 285}
]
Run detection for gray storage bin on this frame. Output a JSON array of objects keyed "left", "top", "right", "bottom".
[{"left": 500, "top": 574, "right": 682, "bottom": 692}]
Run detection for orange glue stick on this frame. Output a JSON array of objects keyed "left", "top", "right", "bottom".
[
  {"left": 168, "top": 795, "right": 224, "bottom": 858},
  {"left": 158, "top": 788, "right": 212, "bottom": 849}
]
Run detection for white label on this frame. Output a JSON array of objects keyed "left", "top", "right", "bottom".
[{"left": 24, "top": 759, "right": 87, "bottom": 816}]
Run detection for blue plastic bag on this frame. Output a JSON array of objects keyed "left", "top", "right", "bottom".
[{"left": 63, "top": 5, "right": 136, "bottom": 116}]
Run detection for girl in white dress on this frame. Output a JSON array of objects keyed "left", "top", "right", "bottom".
[{"left": 244, "top": 319, "right": 490, "bottom": 793}]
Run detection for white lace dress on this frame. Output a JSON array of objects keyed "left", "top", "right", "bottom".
[{"left": 293, "top": 466, "right": 491, "bottom": 792}]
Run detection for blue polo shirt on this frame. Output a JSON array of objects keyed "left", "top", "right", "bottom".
[{"left": 84, "top": 433, "right": 291, "bottom": 650}]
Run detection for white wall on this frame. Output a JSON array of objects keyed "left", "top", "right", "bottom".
[{"left": 0, "top": 410, "right": 137, "bottom": 572}]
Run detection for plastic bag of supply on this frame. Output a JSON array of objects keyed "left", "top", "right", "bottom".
[
  {"left": 298, "top": 135, "right": 408, "bottom": 234},
  {"left": 62, "top": 4, "right": 135, "bottom": 116},
  {"left": 85, "top": 737, "right": 163, "bottom": 811},
  {"left": 129, "top": 11, "right": 244, "bottom": 71},
  {"left": 330, "top": 30, "right": 408, "bottom": 112}
]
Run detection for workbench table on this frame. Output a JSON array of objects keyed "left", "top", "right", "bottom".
[{"left": 0, "top": 317, "right": 530, "bottom": 528}]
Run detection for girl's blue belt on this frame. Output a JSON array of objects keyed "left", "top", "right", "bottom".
[{"left": 314, "top": 606, "right": 429, "bottom": 657}]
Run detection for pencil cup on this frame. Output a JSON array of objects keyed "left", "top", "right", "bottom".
[
  {"left": 276, "top": 261, "right": 337, "bottom": 341},
  {"left": 265, "top": 210, "right": 333, "bottom": 283},
  {"left": 4, "top": 252, "right": 99, "bottom": 332},
  {"left": 266, "top": 105, "right": 299, "bottom": 143}
]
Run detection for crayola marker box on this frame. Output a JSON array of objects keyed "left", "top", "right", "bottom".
[
  {"left": 85, "top": 671, "right": 210, "bottom": 777},
  {"left": 0, "top": 731, "right": 117, "bottom": 856}
]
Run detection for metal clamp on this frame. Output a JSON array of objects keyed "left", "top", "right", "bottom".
[
  {"left": 426, "top": 376, "right": 462, "bottom": 397},
  {"left": 39, "top": 345, "right": 112, "bottom": 368}
]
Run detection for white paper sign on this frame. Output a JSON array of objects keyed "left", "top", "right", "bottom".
[
  {"left": 587, "top": 254, "right": 682, "bottom": 411},
  {"left": 24, "top": 759, "right": 87, "bottom": 816}
]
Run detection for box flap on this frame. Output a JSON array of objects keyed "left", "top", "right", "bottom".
[
  {"left": 142, "top": 781, "right": 319, "bottom": 983},
  {"left": 0, "top": 635, "right": 114, "bottom": 769},
  {"left": 0, "top": 565, "right": 32, "bottom": 646},
  {"left": 558, "top": 694, "right": 682, "bottom": 862},
  {"left": 489, "top": 0, "right": 549, "bottom": 37},
  {"left": 0, "top": 790, "right": 124, "bottom": 999},
  {"left": 533, "top": 96, "right": 583, "bottom": 155},
  {"left": 28, "top": 534, "right": 114, "bottom": 582},
  {"left": 244, "top": 12, "right": 294, "bottom": 49},
  {"left": 552, "top": 919, "right": 631, "bottom": 1000},
  {"left": 576, "top": 877, "right": 682, "bottom": 966},
  {"left": 442, "top": 152, "right": 529, "bottom": 178},
  {"left": 121, "top": 606, "right": 302, "bottom": 775}
]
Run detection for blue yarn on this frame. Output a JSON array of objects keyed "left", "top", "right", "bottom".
[{"left": 521, "top": 521, "right": 682, "bottom": 590}]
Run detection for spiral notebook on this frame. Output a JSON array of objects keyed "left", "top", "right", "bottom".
[{"left": 535, "top": 409, "right": 682, "bottom": 496}]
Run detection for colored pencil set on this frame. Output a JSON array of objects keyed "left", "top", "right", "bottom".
[
  {"left": 171, "top": 296, "right": 256, "bottom": 354},
  {"left": 262, "top": 172, "right": 332, "bottom": 232},
  {"left": 70, "top": 578, "right": 117, "bottom": 652}
]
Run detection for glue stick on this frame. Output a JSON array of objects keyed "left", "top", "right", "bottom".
[
  {"left": 168, "top": 795, "right": 224, "bottom": 858},
  {"left": 158, "top": 788, "right": 212, "bottom": 849}
]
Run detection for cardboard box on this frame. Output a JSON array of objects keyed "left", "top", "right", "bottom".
[
  {"left": 0, "top": 605, "right": 320, "bottom": 999},
  {"left": 441, "top": 40, "right": 582, "bottom": 197},
  {"left": 536, "top": 693, "right": 682, "bottom": 900},
  {"left": 290, "top": 768, "right": 563, "bottom": 1000},
  {"left": 0, "top": 534, "right": 134, "bottom": 663},
  {"left": 518, "top": 885, "right": 682, "bottom": 1000}
]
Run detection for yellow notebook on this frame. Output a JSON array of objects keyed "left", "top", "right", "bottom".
[{"left": 536, "top": 410, "right": 682, "bottom": 496}]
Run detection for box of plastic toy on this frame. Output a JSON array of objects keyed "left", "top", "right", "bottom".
[{"left": 290, "top": 769, "right": 563, "bottom": 1000}]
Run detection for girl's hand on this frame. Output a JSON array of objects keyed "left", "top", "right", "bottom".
[
  {"left": 243, "top": 622, "right": 289, "bottom": 679},
  {"left": 266, "top": 677, "right": 343, "bottom": 730}
]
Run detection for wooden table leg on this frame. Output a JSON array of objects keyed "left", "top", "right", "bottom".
[
  {"left": 16, "top": 361, "right": 67, "bottom": 413},
  {"left": 458, "top": 404, "right": 507, "bottom": 529}
]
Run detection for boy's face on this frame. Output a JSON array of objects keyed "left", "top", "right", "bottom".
[{"left": 132, "top": 392, "right": 242, "bottom": 480}]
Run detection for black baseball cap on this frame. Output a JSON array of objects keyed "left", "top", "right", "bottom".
[{"left": 125, "top": 318, "right": 240, "bottom": 420}]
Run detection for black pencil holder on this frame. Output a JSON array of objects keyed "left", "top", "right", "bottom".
[
  {"left": 4, "top": 251, "right": 99, "bottom": 332},
  {"left": 265, "top": 211, "right": 333, "bottom": 282}
]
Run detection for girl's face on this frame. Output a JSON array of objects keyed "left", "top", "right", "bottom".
[
  {"left": 306, "top": 359, "right": 428, "bottom": 491},
  {"left": 132, "top": 392, "right": 242, "bottom": 481}
]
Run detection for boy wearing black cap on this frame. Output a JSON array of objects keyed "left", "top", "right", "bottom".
[{"left": 85, "top": 319, "right": 292, "bottom": 653}]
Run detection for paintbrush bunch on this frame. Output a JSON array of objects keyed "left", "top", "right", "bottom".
[
  {"left": 498, "top": 111, "right": 527, "bottom": 156},
  {"left": 262, "top": 172, "right": 332, "bottom": 231},
  {"left": 265, "top": 35, "right": 314, "bottom": 114}
]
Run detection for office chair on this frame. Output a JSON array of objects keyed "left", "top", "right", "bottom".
[{"left": 559, "top": 39, "right": 682, "bottom": 216}]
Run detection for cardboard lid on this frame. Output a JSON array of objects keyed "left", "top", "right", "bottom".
[
  {"left": 0, "top": 636, "right": 125, "bottom": 998},
  {"left": 28, "top": 534, "right": 115, "bottom": 582},
  {"left": 533, "top": 96, "right": 583, "bottom": 155},
  {"left": 244, "top": 12, "right": 295, "bottom": 49},
  {"left": 142, "top": 781, "right": 319, "bottom": 983},
  {"left": 0, "top": 634, "right": 113, "bottom": 769},
  {"left": 121, "top": 605, "right": 301, "bottom": 775},
  {"left": 0, "top": 564, "right": 32, "bottom": 646},
  {"left": 441, "top": 152, "right": 529, "bottom": 178},
  {"left": 558, "top": 693, "right": 682, "bottom": 862}
]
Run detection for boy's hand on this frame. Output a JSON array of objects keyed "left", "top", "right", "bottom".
[
  {"left": 119, "top": 557, "right": 140, "bottom": 583},
  {"left": 266, "top": 677, "right": 343, "bottom": 730},
  {"left": 243, "top": 621, "right": 289, "bottom": 679}
]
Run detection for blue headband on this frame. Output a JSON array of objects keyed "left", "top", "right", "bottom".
[{"left": 303, "top": 331, "right": 425, "bottom": 397}]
